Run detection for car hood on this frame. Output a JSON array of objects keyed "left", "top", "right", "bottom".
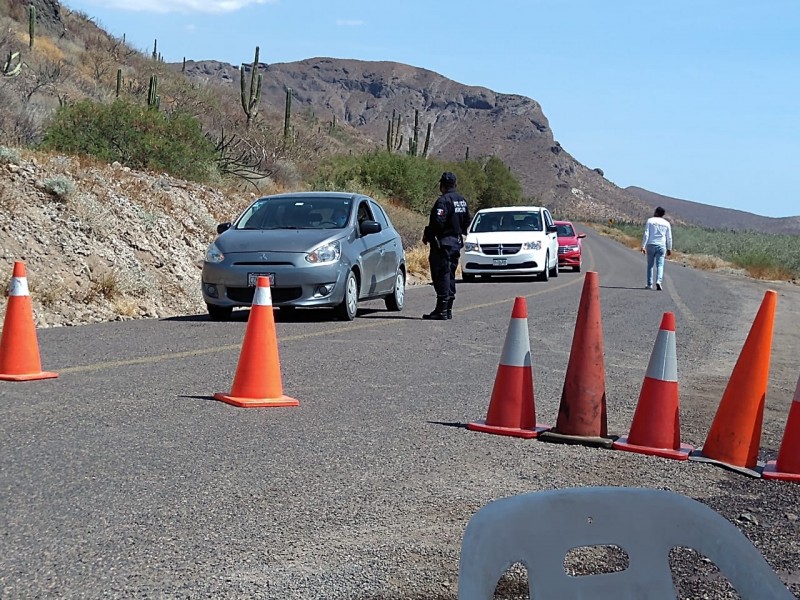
[
  {"left": 215, "top": 229, "right": 343, "bottom": 254},
  {"left": 558, "top": 236, "right": 581, "bottom": 246},
  {"left": 466, "top": 231, "right": 547, "bottom": 244}
]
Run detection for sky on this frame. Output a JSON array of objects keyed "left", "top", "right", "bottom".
[{"left": 61, "top": 0, "right": 800, "bottom": 218}]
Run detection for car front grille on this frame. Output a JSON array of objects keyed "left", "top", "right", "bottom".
[
  {"left": 227, "top": 286, "right": 302, "bottom": 304},
  {"left": 481, "top": 244, "right": 522, "bottom": 256},
  {"left": 465, "top": 261, "right": 538, "bottom": 270}
]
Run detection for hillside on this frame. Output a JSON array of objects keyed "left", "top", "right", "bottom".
[{"left": 628, "top": 186, "right": 800, "bottom": 235}]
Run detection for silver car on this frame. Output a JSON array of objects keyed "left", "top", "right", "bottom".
[{"left": 202, "top": 192, "right": 406, "bottom": 321}]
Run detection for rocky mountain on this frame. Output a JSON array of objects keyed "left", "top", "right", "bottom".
[
  {"left": 627, "top": 187, "right": 800, "bottom": 235},
  {"left": 182, "top": 58, "right": 653, "bottom": 222}
]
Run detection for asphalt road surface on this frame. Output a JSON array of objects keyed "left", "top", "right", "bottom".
[{"left": 3, "top": 229, "right": 800, "bottom": 598}]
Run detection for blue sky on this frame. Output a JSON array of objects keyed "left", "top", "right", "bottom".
[{"left": 63, "top": 0, "right": 799, "bottom": 218}]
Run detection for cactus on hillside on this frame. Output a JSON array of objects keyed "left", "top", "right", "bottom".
[
  {"left": 283, "top": 87, "right": 293, "bottom": 139},
  {"left": 28, "top": 5, "right": 35, "bottom": 50},
  {"left": 152, "top": 39, "right": 158, "bottom": 61},
  {"left": 147, "top": 74, "right": 159, "bottom": 109},
  {"left": 240, "top": 46, "right": 262, "bottom": 128},
  {"left": 2, "top": 52, "right": 23, "bottom": 78},
  {"left": 116, "top": 68, "right": 122, "bottom": 97}
]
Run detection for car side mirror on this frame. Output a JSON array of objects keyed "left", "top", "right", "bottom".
[
  {"left": 546, "top": 224, "right": 558, "bottom": 233},
  {"left": 578, "top": 233, "right": 587, "bottom": 239},
  {"left": 359, "top": 220, "right": 381, "bottom": 236},
  {"left": 217, "top": 222, "right": 231, "bottom": 234}
]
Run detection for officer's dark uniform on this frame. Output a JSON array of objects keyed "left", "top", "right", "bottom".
[{"left": 423, "top": 172, "right": 471, "bottom": 320}]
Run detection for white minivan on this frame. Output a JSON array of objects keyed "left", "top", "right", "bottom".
[{"left": 459, "top": 206, "right": 560, "bottom": 282}]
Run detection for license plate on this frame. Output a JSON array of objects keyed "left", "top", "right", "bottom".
[
  {"left": 247, "top": 272, "right": 275, "bottom": 287},
  {"left": 493, "top": 258, "right": 508, "bottom": 266}
]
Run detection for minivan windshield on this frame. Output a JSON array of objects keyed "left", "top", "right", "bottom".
[
  {"left": 236, "top": 197, "right": 353, "bottom": 230},
  {"left": 471, "top": 211, "right": 543, "bottom": 233}
]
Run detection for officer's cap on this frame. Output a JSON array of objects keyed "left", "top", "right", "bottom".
[{"left": 439, "top": 172, "right": 457, "bottom": 186}]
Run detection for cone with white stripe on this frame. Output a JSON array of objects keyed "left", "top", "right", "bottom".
[
  {"left": 468, "top": 297, "right": 549, "bottom": 438},
  {"left": 214, "top": 276, "right": 298, "bottom": 408},
  {"left": 0, "top": 261, "right": 58, "bottom": 381},
  {"left": 763, "top": 374, "right": 800, "bottom": 482},
  {"left": 613, "top": 312, "right": 693, "bottom": 460}
]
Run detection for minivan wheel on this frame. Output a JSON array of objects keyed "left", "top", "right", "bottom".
[
  {"left": 207, "top": 303, "right": 233, "bottom": 321},
  {"left": 336, "top": 270, "right": 359, "bottom": 321},
  {"left": 384, "top": 268, "right": 405, "bottom": 311}
]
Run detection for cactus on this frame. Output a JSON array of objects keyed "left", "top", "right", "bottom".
[
  {"left": 283, "top": 87, "right": 292, "bottom": 139},
  {"left": 239, "top": 46, "right": 262, "bottom": 128},
  {"left": 182, "top": 57, "right": 186, "bottom": 73},
  {"left": 329, "top": 114, "right": 336, "bottom": 134},
  {"left": 152, "top": 39, "right": 158, "bottom": 61},
  {"left": 147, "top": 74, "right": 159, "bottom": 109},
  {"left": 116, "top": 68, "right": 122, "bottom": 97},
  {"left": 28, "top": 5, "right": 35, "bottom": 50},
  {"left": 465, "top": 146, "right": 470, "bottom": 161},
  {"left": 2, "top": 51, "right": 22, "bottom": 78},
  {"left": 422, "top": 123, "right": 431, "bottom": 158}
]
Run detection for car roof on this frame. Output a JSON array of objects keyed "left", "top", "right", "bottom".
[
  {"left": 475, "top": 206, "right": 546, "bottom": 214},
  {"left": 256, "top": 191, "right": 368, "bottom": 201},
  {"left": 554, "top": 220, "right": 575, "bottom": 225}
]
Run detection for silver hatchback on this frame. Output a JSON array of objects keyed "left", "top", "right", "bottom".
[{"left": 202, "top": 192, "right": 406, "bottom": 320}]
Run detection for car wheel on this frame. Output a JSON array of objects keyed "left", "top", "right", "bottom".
[
  {"left": 462, "top": 273, "right": 476, "bottom": 282},
  {"left": 384, "top": 268, "right": 405, "bottom": 311},
  {"left": 575, "top": 263, "right": 581, "bottom": 273},
  {"left": 551, "top": 257, "right": 559, "bottom": 278},
  {"left": 538, "top": 252, "right": 550, "bottom": 282},
  {"left": 207, "top": 303, "right": 233, "bottom": 321},
  {"left": 336, "top": 270, "right": 359, "bottom": 321},
  {"left": 480, "top": 274, "right": 492, "bottom": 280}
]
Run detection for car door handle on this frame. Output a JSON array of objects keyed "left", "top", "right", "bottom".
[{"left": 379, "top": 248, "right": 385, "bottom": 256}]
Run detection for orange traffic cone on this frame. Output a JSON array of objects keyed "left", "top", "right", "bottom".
[
  {"left": 613, "top": 312, "right": 694, "bottom": 460},
  {"left": 468, "top": 297, "right": 549, "bottom": 438},
  {"left": 0, "top": 261, "right": 58, "bottom": 382},
  {"left": 539, "top": 272, "right": 613, "bottom": 448},
  {"left": 214, "top": 276, "right": 299, "bottom": 408},
  {"left": 689, "top": 290, "right": 777, "bottom": 477},
  {"left": 763, "top": 374, "right": 800, "bottom": 482}
]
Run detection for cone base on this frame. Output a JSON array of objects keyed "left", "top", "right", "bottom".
[
  {"left": 538, "top": 430, "right": 617, "bottom": 449},
  {"left": 214, "top": 392, "right": 299, "bottom": 408},
  {"left": 0, "top": 370, "right": 59, "bottom": 381},
  {"left": 467, "top": 420, "right": 550, "bottom": 439},
  {"left": 612, "top": 436, "right": 694, "bottom": 461},
  {"left": 762, "top": 461, "right": 800, "bottom": 482},
  {"left": 688, "top": 448, "right": 763, "bottom": 478}
]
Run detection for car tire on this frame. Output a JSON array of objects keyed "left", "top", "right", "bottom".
[
  {"left": 336, "top": 270, "right": 359, "bottom": 321},
  {"left": 462, "top": 273, "right": 476, "bottom": 282},
  {"left": 538, "top": 252, "right": 550, "bottom": 282},
  {"left": 207, "top": 303, "right": 233, "bottom": 321},
  {"left": 551, "top": 257, "right": 559, "bottom": 278},
  {"left": 575, "top": 263, "right": 581, "bottom": 273},
  {"left": 480, "top": 274, "right": 492, "bottom": 281},
  {"left": 384, "top": 268, "right": 405, "bottom": 311}
]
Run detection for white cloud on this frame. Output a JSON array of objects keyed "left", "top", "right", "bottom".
[
  {"left": 98, "top": 0, "right": 276, "bottom": 14},
  {"left": 336, "top": 19, "right": 365, "bottom": 27}
]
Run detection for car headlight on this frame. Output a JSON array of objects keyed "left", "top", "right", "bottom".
[
  {"left": 522, "top": 240, "right": 542, "bottom": 250},
  {"left": 464, "top": 241, "right": 481, "bottom": 252},
  {"left": 562, "top": 245, "right": 579, "bottom": 251},
  {"left": 205, "top": 242, "right": 225, "bottom": 263},
  {"left": 305, "top": 240, "right": 341, "bottom": 264}
]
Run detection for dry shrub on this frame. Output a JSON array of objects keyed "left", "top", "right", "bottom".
[
  {"left": 0, "top": 180, "right": 24, "bottom": 212},
  {"left": 744, "top": 263, "right": 795, "bottom": 281},
  {"left": 31, "top": 37, "right": 65, "bottom": 62},
  {"left": 404, "top": 245, "right": 430, "bottom": 281},
  {"left": 30, "top": 279, "right": 68, "bottom": 306},
  {"left": 112, "top": 296, "right": 140, "bottom": 317},
  {"left": 679, "top": 253, "right": 731, "bottom": 271}
]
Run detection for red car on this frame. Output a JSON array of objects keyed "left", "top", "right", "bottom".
[{"left": 555, "top": 220, "right": 586, "bottom": 272}]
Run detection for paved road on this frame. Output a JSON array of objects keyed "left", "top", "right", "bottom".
[{"left": 2, "top": 230, "right": 799, "bottom": 598}]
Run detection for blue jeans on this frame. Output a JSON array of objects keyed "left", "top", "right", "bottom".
[{"left": 646, "top": 244, "right": 666, "bottom": 288}]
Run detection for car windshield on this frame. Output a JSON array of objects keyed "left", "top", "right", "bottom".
[
  {"left": 235, "top": 197, "right": 353, "bottom": 230},
  {"left": 556, "top": 224, "right": 575, "bottom": 237},
  {"left": 471, "top": 211, "right": 542, "bottom": 233}
]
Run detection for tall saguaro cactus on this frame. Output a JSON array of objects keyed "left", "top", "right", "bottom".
[
  {"left": 116, "top": 68, "right": 122, "bottom": 97},
  {"left": 283, "top": 87, "right": 293, "bottom": 139},
  {"left": 147, "top": 74, "right": 159, "bottom": 109},
  {"left": 28, "top": 5, "right": 36, "bottom": 49},
  {"left": 240, "top": 46, "right": 262, "bottom": 128}
]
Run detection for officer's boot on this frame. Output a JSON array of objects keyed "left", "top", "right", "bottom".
[
  {"left": 445, "top": 298, "right": 454, "bottom": 320},
  {"left": 422, "top": 296, "right": 448, "bottom": 320}
]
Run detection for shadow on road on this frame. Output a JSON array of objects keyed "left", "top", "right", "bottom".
[
  {"left": 177, "top": 395, "right": 218, "bottom": 402},
  {"left": 427, "top": 421, "right": 469, "bottom": 429}
]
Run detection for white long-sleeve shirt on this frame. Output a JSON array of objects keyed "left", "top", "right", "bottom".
[{"left": 642, "top": 216, "right": 672, "bottom": 250}]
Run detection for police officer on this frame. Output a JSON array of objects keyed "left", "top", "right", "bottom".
[{"left": 422, "top": 171, "right": 471, "bottom": 320}]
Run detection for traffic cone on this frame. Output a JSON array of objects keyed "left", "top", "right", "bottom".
[
  {"left": 539, "top": 272, "right": 614, "bottom": 448},
  {"left": 0, "top": 261, "right": 58, "bottom": 381},
  {"left": 468, "top": 297, "right": 549, "bottom": 438},
  {"left": 763, "top": 374, "right": 800, "bottom": 482},
  {"left": 689, "top": 290, "right": 777, "bottom": 477},
  {"left": 214, "top": 276, "right": 299, "bottom": 408},
  {"left": 613, "top": 312, "right": 694, "bottom": 460}
]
